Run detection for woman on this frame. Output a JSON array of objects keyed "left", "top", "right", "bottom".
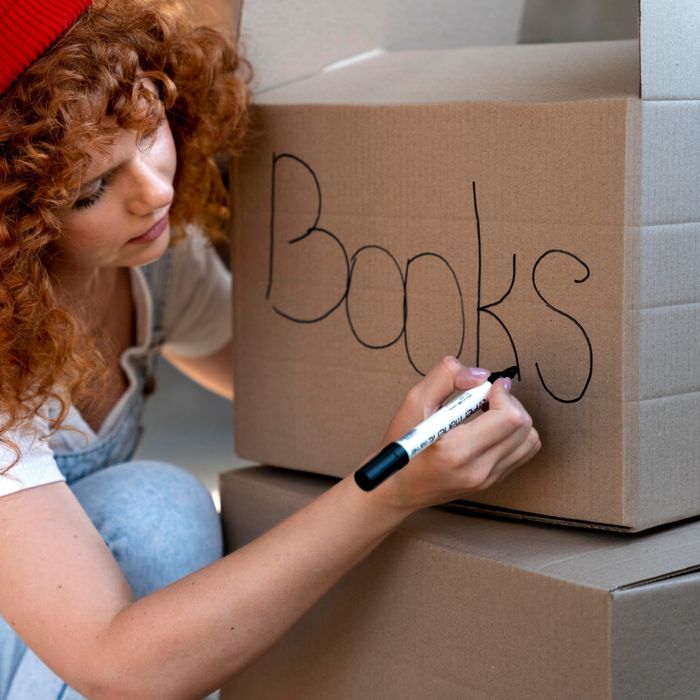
[{"left": 0, "top": 1, "right": 540, "bottom": 697}]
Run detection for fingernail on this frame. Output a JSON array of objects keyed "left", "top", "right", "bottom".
[
  {"left": 501, "top": 378, "right": 512, "bottom": 392},
  {"left": 468, "top": 367, "right": 490, "bottom": 378}
]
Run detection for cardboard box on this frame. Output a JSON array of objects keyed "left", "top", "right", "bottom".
[
  {"left": 231, "top": 1, "right": 700, "bottom": 531},
  {"left": 219, "top": 466, "right": 700, "bottom": 700}
]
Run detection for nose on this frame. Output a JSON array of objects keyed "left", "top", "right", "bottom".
[{"left": 126, "top": 161, "right": 174, "bottom": 218}]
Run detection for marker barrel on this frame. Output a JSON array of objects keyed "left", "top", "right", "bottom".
[
  {"left": 354, "top": 442, "right": 409, "bottom": 491},
  {"left": 396, "top": 382, "right": 491, "bottom": 458}
]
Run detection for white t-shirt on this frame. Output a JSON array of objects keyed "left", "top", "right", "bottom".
[{"left": 0, "top": 228, "right": 232, "bottom": 497}]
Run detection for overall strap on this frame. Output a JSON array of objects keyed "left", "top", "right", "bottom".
[{"left": 138, "top": 248, "right": 173, "bottom": 395}]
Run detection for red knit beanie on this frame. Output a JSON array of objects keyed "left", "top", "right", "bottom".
[{"left": 0, "top": 0, "right": 93, "bottom": 94}]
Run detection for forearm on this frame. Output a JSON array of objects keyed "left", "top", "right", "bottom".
[
  {"left": 163, "top": 340, "right": 234, "bottom": 400},
  {"left": 99, "top": 475, "right": 407, "bottom": 699}
]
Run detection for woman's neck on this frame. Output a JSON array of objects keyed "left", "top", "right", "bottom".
[{"left": 53, "top": 264, "right": 122, "bottom": 329}]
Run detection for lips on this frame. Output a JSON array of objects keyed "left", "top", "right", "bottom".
[{"left": 129, "top": 214, "right": 169, "bottom": 244}]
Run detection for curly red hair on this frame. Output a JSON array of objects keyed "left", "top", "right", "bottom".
[{"left": 0, "top": 0, "right": 250, "bottom": 466}]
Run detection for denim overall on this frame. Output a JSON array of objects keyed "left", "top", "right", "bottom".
[{"left": 0, "top": 254, "right": 223, "bottom": 699}]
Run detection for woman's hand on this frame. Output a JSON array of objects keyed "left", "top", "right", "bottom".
[{"left": 367, "top": 356, "right": 541, "bottom": 514}]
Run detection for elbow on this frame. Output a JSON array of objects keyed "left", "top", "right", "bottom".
[
  {"left": 66, "top": 657, "right": 174, "bottom": 700},
  {"left": 76, "top": 678, "right": 175, "bottom": 700},
  {"left": 72, "top": 658, "right": 212, "bottom": 700}
]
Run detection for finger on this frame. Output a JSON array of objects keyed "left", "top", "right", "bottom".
[
  {"left": 484, "top": 428, "right": 542, "bottom": 488},
  {"left": 479, "top": 389, "right": 534, "bottom": 462},
  {"left": 486, "top": 378, "right": 517, "bottom": 410},
  {"left": 436, "top": 415, "right": 530, "bottom": 489},
  {"left": 482, "top": 376, "right": 512, "bottom": 412},
  {"left": 479, "top": 427, "right": 541, "bottom": 491},
  {"left": 405, "top": 356, "right": 491, "bottom": 418},
  {"left": 441, "top": 381, "right": 530, "bottom": 458},
  {"left": 432, "top": 383, "right": 532, "bottom": 480}
]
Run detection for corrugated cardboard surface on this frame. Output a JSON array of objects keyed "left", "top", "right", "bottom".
[
  {"left": 233, "top": 77, "right": 632, "bottom": 526},
  {"left": 232, "top": 23, "right": 700, "bottom": 529},
  {"left": 637, "top": 95, "right": 700, "bottom": 524},
  {"left": 622, "top": 99, "right": 642, "bottom": 530},
  {"left": 640, "top": 0, "right": 700, "bottom": 100},
  {"left": 611, "top": 576, "right": 700, "bottom": 699},
  {"left": 219, "top": 467, "right": 700, "bottom": 700}
]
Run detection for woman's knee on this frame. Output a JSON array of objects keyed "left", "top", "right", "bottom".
[{"left": 70, "top": 461, "right": 223, "bottom": 598}]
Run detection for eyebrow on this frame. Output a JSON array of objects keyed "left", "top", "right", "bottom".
[{"left": 78, "top": 122, "right": 161, "bottom": 194}]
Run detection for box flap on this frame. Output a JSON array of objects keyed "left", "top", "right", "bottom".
[
  {"left": 640, "top": 0, "right": 700, "bottom": 99},
  {"left": 537, "top": 525, "right": 700, "bottom": 589},
  {"left": 221, "top": 468, "right": 700, "bottom": 591},
  {"left": 416, "top": 510, "right": 700, "bottom": 591},
  {"left": 239, "top": 0, "right": 528, "bottom": 93},
  {"left": 257, "top": 40, "right": 638, "bottom": 105},
  {"left": 615, "top": 566, "right": 700, "bottom": 590}
]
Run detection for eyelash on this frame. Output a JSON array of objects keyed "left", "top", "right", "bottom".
[
  {"left": 73, "top": 171, "right": 115, "bottom": 210},
  {"left": 73, "top": 181, "right": 106, "bottom": 210}
]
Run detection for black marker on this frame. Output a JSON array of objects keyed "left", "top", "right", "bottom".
[{"left": 354, "top": 367, "right": 519, "bottom": 491}]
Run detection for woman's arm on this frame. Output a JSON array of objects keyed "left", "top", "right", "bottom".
[
  {"left": 162, "top": 339, "right": 234, "bottom": 400},
  {"left": 0, "top": 472, "right": 402, "bottom": 699},
  {"left": 0, "top": 357, "right": 539, "bottom": 699}
]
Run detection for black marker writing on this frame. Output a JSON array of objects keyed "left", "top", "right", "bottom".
[
  {"left": 472, "top": 181, "right": 520, "bottom": 381},
  {"left": 266, "top": 153, "right": 593, "bottom": 402},
  {"left": 532, "top": 250, "right": 593, "bottom": 403},
  {"left": 346, "top": 245, "right": 404, "bottom": 350},
  {"left": 267, "top": 153, "right": 349, "bottom": 323}
]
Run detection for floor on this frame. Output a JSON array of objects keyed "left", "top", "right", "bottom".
[{"left": 134, "top": 359, "right": 257, "bottom": 700}]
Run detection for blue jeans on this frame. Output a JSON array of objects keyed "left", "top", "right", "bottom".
[{"left": 0, "top": 461, "right": 222, "bottom": 699}]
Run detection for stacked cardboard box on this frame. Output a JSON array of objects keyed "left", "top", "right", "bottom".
[
  {"left": 221, "top": 1, "right": 700, "bottom": 697},
  {"left": 220, "top": 467, "right": 700, "bottom": 700}
]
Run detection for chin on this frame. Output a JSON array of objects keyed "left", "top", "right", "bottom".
[{"left": 128, "top": 229, "right": 171, "bottom": 266}]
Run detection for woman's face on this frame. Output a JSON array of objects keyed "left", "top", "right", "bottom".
[{"left": 54, "top": 113, "right": 177, "bottom": 277}]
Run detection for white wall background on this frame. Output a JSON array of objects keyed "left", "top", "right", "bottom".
[{"left": 518, "top": 0, "right": 638, "bottom": 43}]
